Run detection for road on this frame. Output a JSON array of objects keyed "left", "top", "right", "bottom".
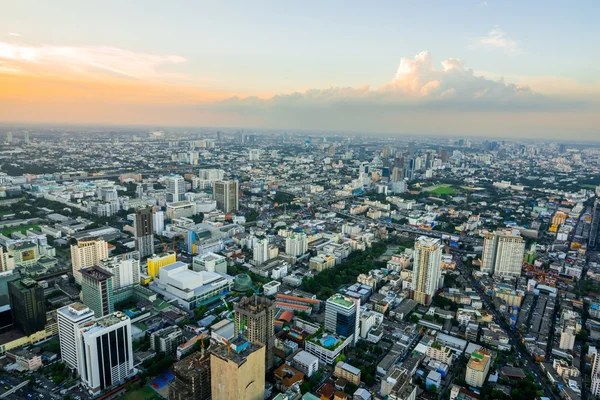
[
  {"left": 0, "top": 381, "right": 28, "bottom": 399},
  {"left": 453, "top": 252, "right": 560, "bottom": 400}
]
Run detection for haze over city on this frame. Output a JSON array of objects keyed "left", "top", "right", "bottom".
[{"left": 1, "top": 0, "right": 599, "bottom": 139}]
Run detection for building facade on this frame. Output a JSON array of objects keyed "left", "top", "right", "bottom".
[
  {"left": 214, "top": 180, "right": 239, "bottom": 213},
  {"left": 134, "top": 208, "right": 154, "bottom": 258},
  {"left": 8, "top": 278, "right": 46, "bottom": 336},
  {"left": 480, "top": 230, "right": 525, "bottom": 277},
  {"left": 325, "top": 294, "right": 360, "bottom": 345},
  {"left": 57, "top": 303, "right": 95, "bottom": 370},
  {"left": 71, "top": 239, "right": 109, "bottom": 284},
  {"left": 411, "top": 236, "right": 442, "bottom": 306},
  {"left": 81, "top": 266, "right": 114, "bottom": 318}
]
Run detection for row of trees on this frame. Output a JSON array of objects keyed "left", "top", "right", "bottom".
[{"left": 300, "top": 236, "right": 413, "bottom": 299}]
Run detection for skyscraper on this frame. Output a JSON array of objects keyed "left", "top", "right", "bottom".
[
  {"left": 153, "top": 210, "right": 165, "bottom": 235},
  {"left": 411, "top": 236, "right": 442, "bottom": 306},
  {"left": 169, "top": 350, "right": 212, "bottom": 400},
  {"left": 76, "top": 311, "right": 135, "bottom": 394},
  {"left": 0, "top": 246, "right": 15, "bottom": 273},
  {"left": 166, "top": 174, "right": 186, "bottom": 202},
  {"left": 214, "top": 180, "right": 239, "bottom": 213},
  {"left": 57, "top": 303, "right": 95, "bottom": 370},
  {"left": 134, "top": 208, "right": 154, "bottom": 258},
  {"left": 8, "top": 278, "right": 46, "bottom": 335},
  {"left": 590, "top": 346, "right": 600, "bottom": 396},
  {"left": 325, "top": 294, "right": 360, "bottom": 345},
  {"left": 285, "top": 233, "right": 308, "bottom": 257},
  {"left": 480, "top": 230, "right": 525, "bottom": 277},
  {"left": 253, "top": 238, "right": 269, "bottom": 265},
  {"left": 234, "top": 296, "right": 276, "bottom": 369},
  {"left": 210, "top": 341, "right": 265, "bottom": 400},
  {"left": 71, "top": 238, "right": 109, "bottom": 284},
  {"left": 81, "top": 266, "right": 114, "bottom": 318}
]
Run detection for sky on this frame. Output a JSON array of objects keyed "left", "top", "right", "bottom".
[{"left": 1, "top": 0, "right": 599, "bottom": 139}]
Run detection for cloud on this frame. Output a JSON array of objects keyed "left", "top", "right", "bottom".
[
  {"left": 215, "top": 51, "right": 567, "bottom": 114},
  {"left": 476, "top": 27, "right": 520, "bottom": 53},
  {"left": 0, "top": 41, "right": 195, "bottom": 83},
  {"left": 7, "top": 32, "right": 21, "bottom": 37}
]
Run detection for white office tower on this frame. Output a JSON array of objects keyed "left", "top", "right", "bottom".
[
  {"left": 98, "top": 251, "right": 140, "bottom": 290},
  {"left": 165, "top": 174, "right": 186, "bottom": 202},
  {"left": 249, "top": 149, "right": 261, "bottom": 161},
  {"left": 153, "top": 210, "right": 165, "bottom": 235},
  {"left": 411, "top": 236, "right": 442, "bottom": 306},
  {"left": 57, "top": 303, "right": 95, "bottom": 371},
  {"left": 214, "top": 180, "right": 239, "bottom": 213},
  {"left": 325, "top": 294, "right": 360, "bottom": 345},
  {"left": 285, "top": 233, "right": 308, "bottom": 257},
  {"left": 253, "top": 238, "right": 269, "bottom": 265},
  {"left": 78, "top": 311, "right": 135, "bottom": 394},
  {"left": 591, "top": 346, "right": 600, "bottom": 395},
  {"left": 71, "top": 239, "right": 109, "bottom": 284},
  {"left": 359, "top": 162, "right": 370, "bottom": 186},
  {"left": 480, "top": 230, "right": 525, "bottom": 277}
]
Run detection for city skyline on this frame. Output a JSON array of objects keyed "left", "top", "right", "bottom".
[{"left": 1, "top": 1, "right": 599, "bottom": 139}]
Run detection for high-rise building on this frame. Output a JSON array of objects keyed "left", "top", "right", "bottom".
[
  {"left": 234, "top": 296, "right": 276, "bottom": 369},
  {"left": 147, "top": 252, "right": 177, "bottom": 280},
  {"left": 0, "top": 246, "right": 15, "bottom": 273},
  {"left": 325, "top": 294, "right": 360, "bottom": 345},
  {"left": 210, "top": 341, "right": 265, "bottom": 400},
  {"left": 153, "top": 210, "right": 165, "bottom": 235},
  {"left": 253, "top": 238, "right": 269, "bottom": 265},
  {"left": 197, "top": 168, "right": 225, "bottom": 181},
  {"left": 249, "top": 149, "right": 261, "bottom": 161},
  {"left": 480, "top": 230, "right": 525, "bottom": 277},
  {"left": 70, "top": 239, "right": 109, "bottom": 284},
  {"left": 465, "top": 349, "right": 491, "bottom": 388},
  {"left": 134, "top": 208, "right": 154, "bottom": 258},
  {"left": 98, "top": 251, "right": 140, "bottom": 290},
  {"left": 8, "top": 278, "right": 46, "bottom": 335},
  {"left": 285, "top": 233, "right": 308, "bottom": 257},
  {"left": 214, "top": 180, "right": 239, "bottom": 213},
  {"left": 559, "top": 321, "right": 576, "bottom": 351},
  {"left": 166, "top": 174, "right": 186, "bottom": 202},
  {"left": 77, "top": 311, "right": 134, "bottom": 394},
  {"left": 57, "top": 303, "right": 95, "bottom": 370},
  {"left": 169, "top": 350, "right": 212, "bottom": 400},
  {"left": 81, "top": 266, "right": 114, "bottom": 318},
  {"left": 411, "top": 236, "right": 442, "bottom": 306},
  {"left": 590, "top": 346, "right": 600, "bottom": 395},
  {"left": 6, "top": 132, "right": 12, "bottom": 143},
  {"left": 150, "top": 326, "right": 185, "bottom": 356}
]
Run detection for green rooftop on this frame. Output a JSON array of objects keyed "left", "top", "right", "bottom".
[{"left": 328, "top": 294, "right": 355, "bottom": 308}]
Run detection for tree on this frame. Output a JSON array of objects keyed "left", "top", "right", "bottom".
[{"left": 300, "top": 382, "right": 311, "bottom": 394}]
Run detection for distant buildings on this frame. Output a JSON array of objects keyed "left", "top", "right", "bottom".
[
  {"left": 134, "top": 208, "right": 154, "bottom": 258},
  {"left": 8, "top": 278, "right": 46, "bottom": 336},
  {"left": 325, "top": 294, "right": 360, "bottom": 345},
  {"left": 411, "top": 236, "right": 442, "bottom": 306},
  {"left": 480, "top": 230, "right": 525, "bottom": 277},
  {"left": 214, "top": 180, "right": 239, "bottom": 213},
  {"left": 71, "top": 238, "right": 109, "bottom": 284}
]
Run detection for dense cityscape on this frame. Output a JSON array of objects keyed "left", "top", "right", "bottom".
[{"left": 0, "top": 127, "right": 599, "bottom": 400}]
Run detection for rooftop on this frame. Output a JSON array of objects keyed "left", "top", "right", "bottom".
[
  {"left": 327, "top": 294, "right": 355, "bottom": 308},
  {"left": 81, "top": 265, "right": 113, "bottom": 281}
]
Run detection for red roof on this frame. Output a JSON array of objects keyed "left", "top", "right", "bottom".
[
  {"left": 276, "top": 293, "right": 320, "bottom": 305},
  {"left": 279, "top": 311, "right": 294, "bottom": 322}
]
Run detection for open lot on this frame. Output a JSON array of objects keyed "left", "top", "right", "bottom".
[
  {"left": 424, "top": 184, "right": 456, "bottom": 195},
  {"left": 120, "top": 385, "right": 162, "bottom": 400}
]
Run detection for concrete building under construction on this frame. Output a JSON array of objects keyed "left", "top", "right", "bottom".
[
  {"left": 234, "top": 295, "right": 276, "bottom": 369},
  {"left": 169, "top": 350, "right": 211, "bottom": 400},
  {"left": 210, "top": 340, "right": 265, "bottom": 400}
]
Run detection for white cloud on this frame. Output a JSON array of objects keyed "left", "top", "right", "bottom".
[
  {"left": 0, "top": 41, "right": 190, "bottom": 82},
  {"left": 477, "top": 27, "right": 521, "bottom": 53},
  {"left": 217, "top": 51, "right": 550, "bottom": 113},
  {"left": 7, "top": 32, "right": 21, "bottom": 37}
]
